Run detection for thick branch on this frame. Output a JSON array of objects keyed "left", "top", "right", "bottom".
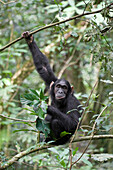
[
  {"left": 0, "top": 2, "right": 113, "bottom": 52},
  {"left": 74, "top": 134, "right": 113, "bottom": 142},
  {"left": 0, "top": 134, "right": 113, "bottom": 169},
  {"left": 0, "top": 144, "right": 52, "bottom": 170}
]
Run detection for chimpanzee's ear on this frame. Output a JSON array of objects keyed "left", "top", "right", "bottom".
[
  {"left": 50, "top": 81, "right": 54, "bottom": 89},
  {"left": 71, "top": 86, "right": 74, "bottom": 93}
]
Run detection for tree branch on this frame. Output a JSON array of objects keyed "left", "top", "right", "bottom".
[
  {"left": 69, "top": 80, "right": 98, "bottom": 167},
  {"left": 0, "top": 134, "right": 113, "bottom": 169},
  {"left": 0, "top": 0, "right": 16, "bottom": 4},
  {"left": 71, "top": 106, "right": 108, "bottom": 167},
  {"left": 0, "top": 2, "right": 113, "bottom": 52},
  {"left": 0, "top": 114, "right": 35, "bottom": 123}
]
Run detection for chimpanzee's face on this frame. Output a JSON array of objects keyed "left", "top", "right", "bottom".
[{"left": 54, "top": 80, "right": 68, "bottom": 100}]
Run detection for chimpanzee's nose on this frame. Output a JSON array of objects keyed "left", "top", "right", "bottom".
[{"left": 59, "top": 88, "right": 63, "bottom": 93}]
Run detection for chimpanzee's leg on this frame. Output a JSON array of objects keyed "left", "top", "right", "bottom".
[{"left": 51, "top": 119, "right": 65, "bottom": 138}]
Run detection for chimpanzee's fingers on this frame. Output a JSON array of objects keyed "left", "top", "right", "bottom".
[{"left": 22, "top": 31, "right": 29, "bottom": 38}]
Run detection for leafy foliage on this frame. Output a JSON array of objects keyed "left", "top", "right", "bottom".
[{"left": 21, "top": 88, "right": 50, "bottom": 138}]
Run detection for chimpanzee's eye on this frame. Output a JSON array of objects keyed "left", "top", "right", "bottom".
[
  {"left": 56, "top": 84, "right": 61, "bottom": 88},
  {"left": 63, "top": 86, "right": 67, "bottom": 90}
]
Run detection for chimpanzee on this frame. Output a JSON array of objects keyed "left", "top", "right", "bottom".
[{"left": 22, "top": 31, "right": 83, "bottom": 145}]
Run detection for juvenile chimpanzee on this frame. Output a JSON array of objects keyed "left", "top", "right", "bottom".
[{"left": 22, "top": 31, "right": 83, "bottom": 145}]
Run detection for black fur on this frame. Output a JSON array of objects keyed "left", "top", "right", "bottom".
[{"left": 23, "top": 32, "right": 82, "bottom": 144}]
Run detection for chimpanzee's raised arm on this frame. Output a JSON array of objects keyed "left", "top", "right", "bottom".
[{"left": 22, "top": 31, "right": 57, "bottom": 87}]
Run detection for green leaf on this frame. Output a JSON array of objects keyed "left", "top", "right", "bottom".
[
  {"left": 13, "top": 129, "right": 37, "bottom": 133},
  {"left": 21, "top": 91, "right": 40, "bottom": 106},
  {"left": 16, "top": 3, "right": 22, "bottom": 7},
  {"left": 29, "top": 89, "right": 39, "bottom": 97},
  {"left": 67, "top": 109, "right": 77, "bottom": 114},
  {"left": 24, "top": 93, "right": 38, "bottom": 101},
  {"left": 48, "top": 147, "right": 59, "bottom": 154},
  {"left": 39, "top": 89, "right": 44, "bottom": 99},
  {"left": 0, "top": 80, "right": 3, "bottom": 88},
  {"left": 109, "top": 91, "right": 113, "bottom": 95},
  {"left": 100, "top": 79, "right": 113, "bottom": 84},
  {"left": 2, "top": 78, "right": 11, "bottom": 86},
  {"left": 2, "top": 70, "right": 12, "bottom": 76},
  {"left": 71, "top": 32, "right": 78, "bottom": 37},
  {"left": 68, "top": 0, "right": 75, "bottom": 6},
  {"left": 40, "top": 101, "right": 47, "bottom": 113},
  {"left": 35, "top": 107, "right": 45, "bottom": 119},
  {"left": 60, "top": 148, "right": 69, "bottom": 158},
  {"left": 36, "top": 118, "right": 50, "bottom": 137},
  {"left": 91, "top": 153, "right": 113, "bottom": 162},
  {"left": 20, "top": 97, "right": 33, "bottom": 105},
  {"left": 60, "top": 131, "right": 71, "bottom": 137},
  {"left": 60, "top": 159, "right": 66, "bottom": 168},
  {"left": 82, "top": 158, "right": 93, "bottom": 167},
  {"left": 76, "top": 0, "right": 89, "bottom": 7},
  {"left": 45, "top": 5, "right": 58, "bottom": 13},
  {"left": 15, "top": 49, "right": 28, "bottom": 53},
  {"left": 73, "top": 147, "right": 78, "bottom": 156}
]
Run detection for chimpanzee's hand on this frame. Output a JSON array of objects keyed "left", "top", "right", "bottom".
[
  {"left": 45, "top": 114, "right": 52, "bottom": 122},
  {"left": 22, "top": 31, "right": 33, "bottom": 44},
  {"left": 47, "top": 105, "right": 54, "bottom": 114},
  {"left": 47, "top": 105, "right": 58, "bottom": 115}
]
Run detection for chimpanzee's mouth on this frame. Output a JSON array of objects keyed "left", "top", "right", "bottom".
[{"left": 56, "top": 96, "right": 66, "bottom": 100}]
